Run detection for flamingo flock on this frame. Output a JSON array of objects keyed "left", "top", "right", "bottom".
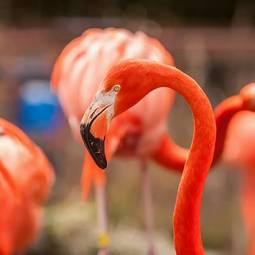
[{"left": 1, "top": 26, "right": 255, "bottom": 255}]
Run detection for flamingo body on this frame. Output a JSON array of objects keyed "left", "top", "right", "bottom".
[
  {"left": 223, "top": 111, "right": 255, "bottom": 255},
  {"left": 52, "top": 28, "right": 175, "bottom": 159},
  {"left": 224, "top": 111, "right": 255, "bottom": 165},
  {"left": 0, "top": 118, "right": 54, "bottom": 254}
]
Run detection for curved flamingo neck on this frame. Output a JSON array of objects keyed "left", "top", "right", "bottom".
[
  {"left": 213, "top": 95, "right": 243, "bottom": 164},
  {"left": 112, "top": 60, "right": 216, "bottom": 254}
]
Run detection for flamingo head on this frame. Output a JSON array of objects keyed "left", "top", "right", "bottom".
[
  {"left": 80, "top": 84, "right": 121, "bottom": 169},
  {"left": 240, "top": 82, "right": 255, "bottom": 111},
  {"left": 80, "top": 60, "right": 148, "bottom": 168}
]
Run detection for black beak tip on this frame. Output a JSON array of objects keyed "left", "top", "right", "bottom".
[
  {"left": 100, "top": 160, "right": 107, "bottom": 169},
  {"left": 80, "top": 123, "right": 108, "bottom": 170}
]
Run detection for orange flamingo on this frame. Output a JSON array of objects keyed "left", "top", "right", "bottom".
[
  {"left": 223, "top": 83, "right": 255, "bottom": 255},
  {"left": 0, "top": 118, "right": 55, "bottom": 255},
  {"left": 80, "top": 59, "right": 216, "bottom": 254},
  {"left": 51, "top": 28, "right": 181, "bottom": 254},
  {"left": 149, "top": 82, "right": 255, "bottom": 254}
]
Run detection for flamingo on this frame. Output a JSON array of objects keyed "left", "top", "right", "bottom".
[
  {"left": 80, "top": 59, "right": 216, "bottom": 254},
  {"left": 119, "top": 79, "right": 255, "bottom": 254},
  {"left": 148, "top": 81, "right": 255, "bottom": 254},
  {"left": 222, "top": 83, "right": 255, "bottom": 255},
  {"left": 0, "top": 118, "right": 55, "bottom": 254},
  {"left": 51, "top": 28, "right": 183, "bottom": 254}
]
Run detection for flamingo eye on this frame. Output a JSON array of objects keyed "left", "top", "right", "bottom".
[{"left": 113, "top": 84, "right": 121, "bottom": 92}]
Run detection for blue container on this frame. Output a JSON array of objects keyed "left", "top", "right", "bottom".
[{"left": 18, "top": 80, "right": 63, "bottom": 135}]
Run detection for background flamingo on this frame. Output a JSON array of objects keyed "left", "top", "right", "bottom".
[
  {"left": 223, "top": 84, "right": 255, "bottom": 255},
  {"left": 80, "top": 59, "right": 216, "bottom": 254},
  {"left": 0, "top": 118, "right": 55, "bottom": 254},
  {"left": 51, "top": 27, "right": 184, "bottom": 254}
]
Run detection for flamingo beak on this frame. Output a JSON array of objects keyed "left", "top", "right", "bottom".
[
  {"left": 80, "top": 104, "right": 111, "bottom": 169},
  {"left": 80, "top": 86, "right": 120, "bottom": 169},
  {"left": 81, "top": 92, "right": 118, "bottom": 170}
]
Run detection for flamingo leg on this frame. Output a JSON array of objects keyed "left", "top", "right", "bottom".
[
  {"left": 141, "top": 160, "right": 156, "bottom": 255},
  {"left": 95, "top": 184, "right": 110, "bottom": 255}
]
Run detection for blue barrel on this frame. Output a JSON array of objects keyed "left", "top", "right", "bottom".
[{"left": 18, "top": 80, "right": 63, "bottom": 135}]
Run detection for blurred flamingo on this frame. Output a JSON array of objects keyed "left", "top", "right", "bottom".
[
  {"left": 80, "top": 59, "right": 216, "bottom": 254},
  {"left": 223, "top": 83, "right": 255, "bottom": 255},
  {"left": 0, "top": 118, "right": 55, "bottom": 255},
  {"left": 51, "top": 28, "right": 185, "bottom": 254}
]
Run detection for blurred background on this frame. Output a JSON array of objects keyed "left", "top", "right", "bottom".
[{"left": 0, "top": 0, "right": 255, "bottom": 254}]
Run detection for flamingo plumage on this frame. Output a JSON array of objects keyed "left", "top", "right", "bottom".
[
  {"left": 0, "top": 118, "right": 54, "bottom": 254},
  {"left": 51, "top": 28, "right": 184, "bottom": 254}
]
